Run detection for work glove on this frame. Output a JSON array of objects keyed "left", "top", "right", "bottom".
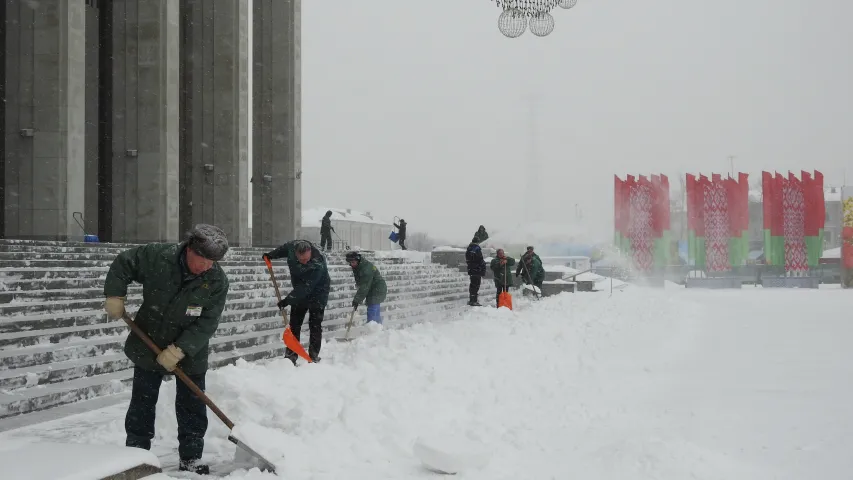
[
  {"left": 277, "top": 297, "right": 290, "bottom": 310},
  {"left": 352, "top": 300, "right": 359, "bottom": 309},
  {"left": 105, "top": 297, "right": 126, "bottom": 319},
  {"left": 157, "top": 344, "right": 185, "bottom": 372}
]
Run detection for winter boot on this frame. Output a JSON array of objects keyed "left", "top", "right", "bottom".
[
  {"left": 179, "top": 459, "right": 210, "bottom": 475},
  {"left": 467, "top": 298, "right": 481, "bottom": 307}
]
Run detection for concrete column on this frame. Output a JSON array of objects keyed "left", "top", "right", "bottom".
[
  {"left": 3, "top": 0, "right": 86, "bottom": 240},
  {"left": 180, "top": 0, "right": 250, "bottom": 246},
  {"left": 111, "top": 0, "right": 180, "bottom": 243},
  {"left": 84, "top": 3, "right": 100, "bottom": 237},
  {"left": 252, "top": 0, "right": 301, "bottom": 247}
]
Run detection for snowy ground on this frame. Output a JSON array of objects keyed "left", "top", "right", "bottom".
[{"left": 2, "top": 286, "right": 852, "bottom": 479}]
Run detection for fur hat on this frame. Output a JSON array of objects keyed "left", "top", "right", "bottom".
[{"left": 186, "top": 224, "right": 229, "bottom": 261}]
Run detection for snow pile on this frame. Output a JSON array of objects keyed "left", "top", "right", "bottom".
[
  {"left": 823, "top": 247, "right": 840, "bottom": 259},
  {"left": 432, "top": 245, "right": 466, "bottom": 252},
  {"left": 372, "top": 250, "right": 431, "bottom": 263},
  {"left": 302, "top": 207, "right": 392, "bottom": 226},
  {"left": 0, "top": 440, "right": 161, "bottom": 480},
  {"left": 3, "top": 288, "right": 853, "bottom": 478}
]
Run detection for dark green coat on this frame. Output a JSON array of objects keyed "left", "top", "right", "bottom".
[
  {"left": 516, "top": 253, "right": 545, "bottom": 285},
  {"left": 352, "top": 259, "right": 387, "bottom": 305},
  {"left": 103, "top": 243, "right": 229, "bottom": 375},
  {"left": 490, "top": 256, "right": 516, "bottom": 288},
  {"left": 265, "top": 241, "right": 331, "bottom": 308}
]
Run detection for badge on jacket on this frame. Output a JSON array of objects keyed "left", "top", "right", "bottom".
[{"left": 186, "top": 306, "right": 203, "bottom": 317}]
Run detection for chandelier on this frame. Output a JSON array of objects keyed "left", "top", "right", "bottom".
[{"left": 492, "top": 0, "right": 579, "bottom": 38}]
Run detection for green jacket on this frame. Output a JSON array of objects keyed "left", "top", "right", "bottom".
[
  {"left": 490, "top": 256, "right": 516, "bottom": 288},
  {"left": 103, "top": 243, "right": 229, "bottom": 375},
  {"left": 516, "top": 253, "right": 545, "bottom": 285},
  {"left": 264, "top": 240, "right": 331, "bottom": 308},
  {"left": 352, "top": 259, "right": 387, "bottom": 306}
]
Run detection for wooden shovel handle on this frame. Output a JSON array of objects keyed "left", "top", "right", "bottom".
[
  {"left": 264, "top": 256, "right": 290, "bottom": 327},
  {"left": 121, "top": 313, "right": 235, "bottom": 430}
]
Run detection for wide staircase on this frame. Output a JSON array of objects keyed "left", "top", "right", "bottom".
[{"left": 0, "top": 239, "right": 483, "bottom": 428}]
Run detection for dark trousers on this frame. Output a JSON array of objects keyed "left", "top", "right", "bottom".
[
  {"left": 398, "top": 238, "right": 407, "bottom": 250},
  {"left": 468, "top": 275, "right": 481, "bottom": 302},
  {"left": 320, "top": 232, "right": 332, "bottom": 250},
  {"left": 125, "top": 366, "right": 208, "bottom": 462},
  {"left": 288, "top": 304, "right": 325, "bottom": 362},
  {"left": 496, "top": 285, "right": 509, "bottom": 306}
]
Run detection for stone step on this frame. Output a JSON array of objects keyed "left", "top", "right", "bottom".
[
  {"left": 0, "top": 268, "right": 455, "bottom": 291},
  {"left": 0, "top": 298, "right": 467, "bottom": 418},
  {"left": 0, "top": 261, "right": 435, "bottom": 278},
  {"left": 0, "top": 256, "right": 413, "bottom": 270},
  {"left": 0, "top": 276, "right": 466, "bottom": 314},
  {"left": 0, "top": 285, "right": 471, "bottom": 347},
  {"left": 0, "top": 274, "right": 467, "bottom": 317},
  {"left": 0, "top": 249, "right": 411, "bottom": 263},
  {"left": 0, "top": 271, "right": 463, "bottom": 303}
]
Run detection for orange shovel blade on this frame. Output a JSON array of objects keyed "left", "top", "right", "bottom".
[
  {"left": 498, "top": 292, "right": 513, "bottom": 310},
  {"left": 282, "top": 326, "right": 312, "bottom": 362}
]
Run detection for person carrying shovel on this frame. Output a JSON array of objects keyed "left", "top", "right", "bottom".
[
  {"left": 490, "top": 248, "right": 516, "bottom": 308},
  {"left": 102, "top": 224, "right": 230, "bottom": 475},
  {"left": 516, "top": 245, "right": 545, "bottom": 294},
  {"left": 346, "top": 251, "right": 388, "bottom": 325},
  {"left": 263, "top": 240, "right": 331, "bottom": 364}
]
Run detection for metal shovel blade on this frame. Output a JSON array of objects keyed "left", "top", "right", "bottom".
[{"left": 228, "top": 434, "right": 277, "bottom": 474}]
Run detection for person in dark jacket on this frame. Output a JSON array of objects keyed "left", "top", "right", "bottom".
[
  {"left": 516, "top": 245, "right": 545, "bottom": 291},
  {"left": 103, "top": 224, "right": 230, "bottom": 476},
  {"left": 320, "top": 210, "right": 335, "bottom": 251},
  {"left": 346, "top": 251, "right": 388, "bottom": 324},
  {"left": 393, "top": 218, "right": 407, "bottom": 250},
  {"left": 465, "top": 225, "right": 489, "bottom": 306},
  {"left": 490, "top": 249, "right": 516, "bottom": 307},
  {"left": 263, "top": 240, "right": 331, "bottom": 363}
]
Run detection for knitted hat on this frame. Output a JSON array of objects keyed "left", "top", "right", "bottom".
[{"left": 187, "top": 224, "right": 229, "bottom": 261}]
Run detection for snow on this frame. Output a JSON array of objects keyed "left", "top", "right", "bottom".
[
  {"left": 372, "top": 250, "right": 431, "bottom": 263},
  {"left": 431, "top": 245, "right": 466, "bottom": 252},
  {"left": 0, "top": 440, "right": 160, "bottom": 480},
  {"left": 2, "top": 288, "right": 853, "bottom": 479},
  {"left": 302, "top": 207, "right": 392, "bottom": 226},
  {"left": 823, "top": 246, "right": 841, "bottom": 258}
]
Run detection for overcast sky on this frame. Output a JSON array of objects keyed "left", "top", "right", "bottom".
[{"left": 298, "top": 0, "right": 853, "bottom": 244}]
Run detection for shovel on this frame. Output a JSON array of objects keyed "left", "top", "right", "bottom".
[
  {"left": 121, "top": 313, "right": 278, "bottom": 474},
  {"left": 264, "top": 256, "right": 313, "bottom": 363},
  {"left": 519, "top": 255, "right": 541, "bottom": 300},
  {"left": 340, "top": 307, "right": 358, "bottom": 342}
]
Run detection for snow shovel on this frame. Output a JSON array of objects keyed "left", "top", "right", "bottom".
[
  {"left": 341, "top": 306, "right": 358, "bottom": 341},
  {"left": 497, "top": 263, "right": 513, "bottom": 310},
  {"left": 121, "top": 313, "right": 278, "bottom": 474},
  {"left": 264, "top": 256, "right": 313, "bottom": 363}
]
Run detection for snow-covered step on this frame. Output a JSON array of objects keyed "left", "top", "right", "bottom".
[
  {"left": 0, "top": 281, "right": 470, "bottom": 335},
  {"left": 0, "top": 239, "right": 478, "bottom": 422},
  {"left": 0, "top": 273, "right": 467, "bottom": 304},
  {"left": 0, "top": 296, "right": 472, "bottom": 391},
  {"left": 0, "top": 269, "right": 462, "bottom": 292},
  {"left": 0, "top": 298, "right": 469, "bottom": 418}
]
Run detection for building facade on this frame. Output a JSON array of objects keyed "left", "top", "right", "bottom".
[{"left": 1, "top": 0, "right": 301, "bottom": 246}]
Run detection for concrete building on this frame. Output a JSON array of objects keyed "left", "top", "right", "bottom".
[
  {"left": 1, "top": 0, "right": 301, "bottom": 246},
  {"left": 299, "top": 207, "right": 397, "bottom": 251}
]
